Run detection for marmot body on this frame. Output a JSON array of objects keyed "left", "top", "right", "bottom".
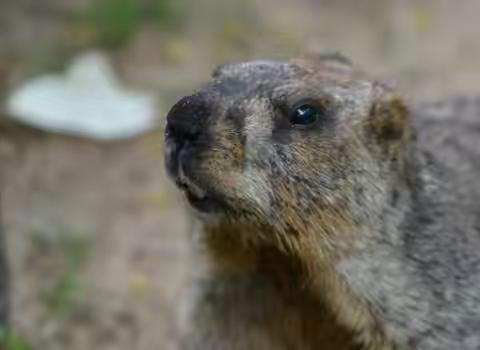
[{"left": 164, "top": 55, "right": 480, "bottom": 350}]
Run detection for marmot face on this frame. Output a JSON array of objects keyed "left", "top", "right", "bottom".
[{"left": 165, "top": 56, "right": 411, "bottom": 245}]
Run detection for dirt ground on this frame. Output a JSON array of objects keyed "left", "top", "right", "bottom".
[{"left": 0, "top": 1, "right": 479, "bottom": 349}]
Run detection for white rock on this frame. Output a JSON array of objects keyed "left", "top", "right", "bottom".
[{"left": 7, "top": 51, "right": 158, "bottom": 140}]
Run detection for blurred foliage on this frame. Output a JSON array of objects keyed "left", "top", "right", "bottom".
[
  {"left": 414, "top": 7, "right": 435, "bottom": 32},
  {"left": 83, "top": 0, "right": 138, "bottom": 48},
  {"left": 41, "top": 234, "right": 91, "bottom": 319},
  {"left": 0, "top": 329, "right": 33, "bottom": 350},
  {"left": 30, "top": 224, "right": 93, "bottom": 319},
  {"left": 77, "top": 0, "right": 186, "bottom": 48},
  {"left": 23, "top": 54, "right": 71, "bottom": 79}
]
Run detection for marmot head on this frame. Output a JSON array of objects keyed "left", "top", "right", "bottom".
[{"left": 165, "top": 54, "right": 413, "bottom": 253}]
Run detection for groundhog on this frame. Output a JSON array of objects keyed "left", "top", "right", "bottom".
[{"left": 164, "top": 54, "right": 480, "bottom": 350}]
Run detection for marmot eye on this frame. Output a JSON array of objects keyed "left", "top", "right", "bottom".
[{"left": 290, "top": 104, "right": 319, "bottom": 125}]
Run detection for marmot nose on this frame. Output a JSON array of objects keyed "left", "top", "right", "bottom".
[{"left": 165, "top": 94, "right": 210, "bottom": 144}]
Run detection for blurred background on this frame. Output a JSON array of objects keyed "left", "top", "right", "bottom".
[{"left": 0, "top": 0, "right": 479, "bottom": 349}]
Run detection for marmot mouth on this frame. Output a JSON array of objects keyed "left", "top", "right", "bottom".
[
  {"left": 176, "top": 180, "right": 218, "bottom": 212},
  {"left": 166, "top": 142, "right": 220, "bottom": 213},
  {"left": 175, "top": 176, "right": 206, "bottom": 199}
]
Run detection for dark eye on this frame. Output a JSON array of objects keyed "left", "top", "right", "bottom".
[{"left": 290, "top": 104, "right": 319, "bottom": 125}]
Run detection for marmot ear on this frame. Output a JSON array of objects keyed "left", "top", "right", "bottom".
[{"left": 368, "top": 93, "right": 410, "bottom": 142}]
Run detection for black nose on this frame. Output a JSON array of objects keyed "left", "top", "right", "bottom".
[{"left": 165, "top": 94, "right": 210, "bottom": 143}]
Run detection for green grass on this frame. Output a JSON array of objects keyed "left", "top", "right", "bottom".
[
  {"left": 41, "top": 234, "right": 92, "bottom": 318},
  {"left": 78, "top": 0, "right": 186, "bottom": 48},
  {"left": 0, "top": 329, "right": 33, "bottom": 350},
  {"left": 30, "top": 223, "right": 93, "bottom": 319}
]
